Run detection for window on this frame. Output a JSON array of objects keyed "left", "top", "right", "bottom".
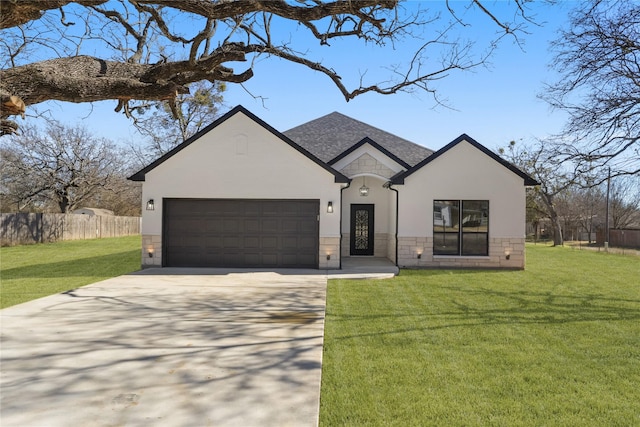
[{"left": 434, "top": 200, "right": 489, "bottom": 256}]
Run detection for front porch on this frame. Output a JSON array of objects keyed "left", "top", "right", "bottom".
[{"left": 333, "top": 256, "right": 399, "bottom": 278}]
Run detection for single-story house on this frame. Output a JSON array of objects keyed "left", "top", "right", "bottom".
[{"left": 129, "top": 105, "right": 538, "bottom": 270}]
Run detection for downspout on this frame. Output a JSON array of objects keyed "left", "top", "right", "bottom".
[
  {"left": 385, "top": 182, "right": 400, "bottom": 270},
  {"left": 339, "top": 182, "right": 351, "bottom": 270}
]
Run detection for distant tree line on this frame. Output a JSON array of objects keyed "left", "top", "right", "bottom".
[{"left": 0, "top": 82, "right": 224, "bottom": 215}]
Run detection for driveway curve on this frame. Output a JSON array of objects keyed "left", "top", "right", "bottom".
[{"left": 1, "top": 269, "right": 327, "bottom": 427}]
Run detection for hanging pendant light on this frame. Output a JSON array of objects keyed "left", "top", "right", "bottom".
[{"left": 359, "top": 176, "right": 369, "bottom": 196}]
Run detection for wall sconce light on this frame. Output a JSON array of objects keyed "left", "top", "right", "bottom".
[
  {"left": 327, "top": 201, "right": 334, "bottom": 213},
  {"left": 359, "top": 177, "right": 369, "bottom": 197},
  {"left": 417, "top": 253, "right": 422, "bottom": 259},
  {"left": 146, "top": 199, "right": 155, "bottom": 211},
  {"left": 326, "top": 254, "right": 331, "bottom": 261},
  {"left": 147, "top": 246, "right": 154, "bottom": 258},
  {"left": 505, "top": 249, "right": 511, "bottom": 260}
]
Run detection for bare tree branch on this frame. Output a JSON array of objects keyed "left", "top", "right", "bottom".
[
  {"left": 0, "top": 122, "right": 126, "bottom": 212},
  {"left": 1, "top": 0, "right": 548, "bottom": 134},
  {"left": 543, "top": 0, "right": 640, "bottom": 177}
]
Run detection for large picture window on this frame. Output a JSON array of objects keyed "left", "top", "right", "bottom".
[{"left": 433, "top": 200, "right": 489, "bottom": 256}]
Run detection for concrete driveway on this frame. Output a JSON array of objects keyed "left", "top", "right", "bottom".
[{"left": 1, "top": 269, "right": 328, "bottom": 427}]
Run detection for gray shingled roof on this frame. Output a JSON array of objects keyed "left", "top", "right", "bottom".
[{"left": 283, "top": 112, "right": 434, "bottom": 167}]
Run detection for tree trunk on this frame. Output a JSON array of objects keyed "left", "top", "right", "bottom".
[
  {"left": 58, "top": 193, "right": 70, "bottom": 214},
  {"left": 549, "top": 211, "right": 564, "bottom": 246},
  {"left": 540, "top": 193, "right": 564, "bottom": 246}
]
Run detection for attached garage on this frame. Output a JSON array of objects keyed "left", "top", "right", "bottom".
[
  {"left": 163, "top": 199, "right": 320, "bottom": 268},
  {"left": 130, "top": 106, "right": 348, "bottom": 270}
]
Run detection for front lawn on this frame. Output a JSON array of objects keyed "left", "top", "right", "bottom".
[
  {"left": 0, "top": 236, "right": 141, "bottom": 308},
  {"left": 320, "top": 245, "right": 640, "bottom": 426}
]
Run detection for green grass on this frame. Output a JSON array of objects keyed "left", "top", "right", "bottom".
[
  {"left": 2, "top": 238, "right": 638, "bottom": 424},
  {"left": 0, "top": 236, "right": 141, "bottom": 308},
  {"left": 320, "top": 245, "right": 640, "bottom": 426}
]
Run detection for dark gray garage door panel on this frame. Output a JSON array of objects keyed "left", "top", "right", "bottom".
[{"left": 164, "top": 199, "right": 319, "bottom": 268}]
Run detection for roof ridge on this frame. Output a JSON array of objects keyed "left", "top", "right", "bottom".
[{"left": 285, "top": 111, "right": 429, "bottom": 149}]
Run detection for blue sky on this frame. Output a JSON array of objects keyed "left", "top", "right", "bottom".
[{"left": 43, "top": 1, "right": 577, "bottom": 153}]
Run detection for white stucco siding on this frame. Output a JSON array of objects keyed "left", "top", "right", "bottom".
[
  {"left": 397, "top": 141, "right": 526, "bottom": 238},
  {"left": 341, "top": 176, "right": 393, "bottom": 234},
  {"left": 141, "top": 112, "right": 342, "bottom": 236}
]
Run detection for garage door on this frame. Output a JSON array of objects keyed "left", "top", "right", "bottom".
[{"left": 163, "top": 199, "right": 319, "bottom": 268}]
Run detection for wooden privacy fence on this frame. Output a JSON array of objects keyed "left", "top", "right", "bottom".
[
  {"left": 0, "top": 213, "right": 141, "bottom": 246},
  {"left": 596, "top": 228, "right": 640, "bottom": 249}
]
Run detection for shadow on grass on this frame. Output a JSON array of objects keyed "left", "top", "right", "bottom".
[
  {"left": 443, "top": 286, "right": 640, "bottom": 324},
  {"left": 399, "top": 268, "right": 512, "bottom": 276},
  {"left": 0, "top": 250, "right": 140, "bottom": 279},
  {"left": 330, "top": 285, "right": 640, "bottom": 340}
]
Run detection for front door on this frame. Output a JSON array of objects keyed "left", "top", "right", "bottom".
[{"left": 350, "top": 204, "right": 374, "bottom": 256}]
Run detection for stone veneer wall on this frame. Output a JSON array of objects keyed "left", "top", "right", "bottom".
[
  {"left": 142, "top": 234, "right": 162, "bottom": 267},
  {"left": 387, "top": 234, "right": 397, "bottom": 263},
  {"left": 341, "top": 233, "right": 350, "bottom": 257},
  {"left": 397, "top": 237, "right": 525, "bottom": 269},
  {"left": 320, "top": 236, "right": 341, "bottom": 269},
  {"left": 374, "top": 233, "right": 388, "bottom": 257},
  {"left": 341, "top": 233, "right": 393, "bottom": 260}
]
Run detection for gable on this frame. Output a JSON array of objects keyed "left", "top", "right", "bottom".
[
  {"left": 328, "top": 137, "right": 411, "bottom": 169},
  {"left": 128, "top": 105, "right": 349, "bottom": 183},
  {"left": 338, "top": 153, "right": 397, "bottom": 179},
  {"left": 395, "top": 140, "right": 531, "bottom": 240},
  {"left": 142, "top": 112, "right": 347, "bottom": 199},
  {"left": 329, "top": 138, "right": 408, "bottom": 179},
  {"left": 392, "top": 134, "right": 538, "bottom": 186}
]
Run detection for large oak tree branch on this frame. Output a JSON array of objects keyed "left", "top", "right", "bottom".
[
  {"left": 0, "top": 0, "right": 107, "bottom": 29},
  {"left": 1, "top": 56, "right": 178, "bottom": 105},
  {"left": 0, "top": 51, "right": 255, "bottom": 107},
  {"left": 0, "top": 0, "right": 544, "bottom": 135},
  {"left": 138, "top": 0, "right": 397, "bottom": 23}
]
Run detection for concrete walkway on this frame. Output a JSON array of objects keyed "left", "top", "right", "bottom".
[
  {"left": 335, "top": 257, "right": 399, "bottom": 278},
  {"left": 1, "top": 271, "right": 330, "bottom": 427}
]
